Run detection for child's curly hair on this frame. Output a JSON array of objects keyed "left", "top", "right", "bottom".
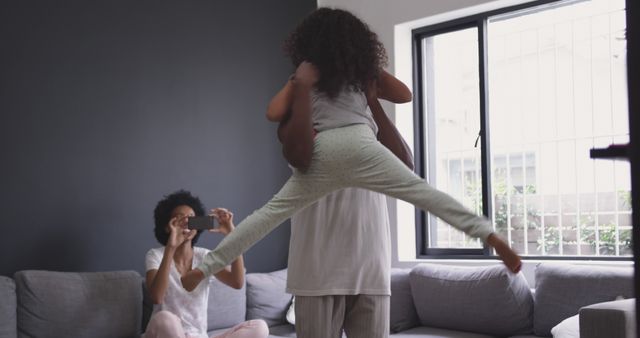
[{"left": 284, "top": 7, "right": 387, "bottom": 98}]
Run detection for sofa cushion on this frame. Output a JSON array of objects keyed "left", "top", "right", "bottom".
[
  {"left": 207, "top": 274, "right": 247, "bottom": 331},
  {"left": 246, "top": 269, "right": 292, "bottom": 326},
  {"left": 533, "top": 263, "right": 634, "bottom": 336},
  {"left": 390, "top": 268, "right": 419, "bottom": 333},
  {"left": 0, "top": 276, "right": 17, "bottom": 338},
  {"left": 210, "top": 324, "right": 292, "bottom": 338},
  {"left": 14, "top": 270, "right": 142, "bottom": 338},
  {"left": 389, "top": 326, "right": 495, "bottom": 338},
  {"left": 409, "top": 263, "right": 533, "bottom": 336},
  {"left": 266, "top": 324, "right": 296, "bottom": 337}
]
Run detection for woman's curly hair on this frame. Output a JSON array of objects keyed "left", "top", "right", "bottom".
[
  {"left": 284, "top": 7, "right": 387, "bottom": 98},
  {"left": 153, "top": 190, "right": 205, "bottom": 246}
]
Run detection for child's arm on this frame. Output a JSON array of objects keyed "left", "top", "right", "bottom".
[
  {"left": 376, "top": 70, "right": 412, "bottom": 103},
  {"left": 266, "top": 76, "right": 294, "bottom": 122},
  {"left": 276, "top": 62, "right": 318, "bottom": 171},
  {"left": 367, "top": 83, "right": 414, "bottom": 170},
  {"left": 277, "top": 105, "right": 314, "bottom": 170}
]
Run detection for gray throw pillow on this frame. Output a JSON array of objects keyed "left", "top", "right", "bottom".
[
  {"left": 533, "top": 263, "right": 634, "bottom": 336},
  {"left": 246, "top": 269, "right": 292, "bottom": 327},
  {"left": 14, "top": 270, "right": 142, "bottom": 338},
  {"left": 207, "top": 274, "right": 247, "bottom": 331},
  {"left": 390, "top": 268, "right": 419, "bottom": 333},
  {"left": 0, "top": 276, "right": 17, "bottom": 338},
  {"left": 410, "top": 263, "right": 533, "bottom": 336}
]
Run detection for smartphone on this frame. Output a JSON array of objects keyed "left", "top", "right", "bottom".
[{"left": 187, "top": 215, "right": 217, "bottom": 230}]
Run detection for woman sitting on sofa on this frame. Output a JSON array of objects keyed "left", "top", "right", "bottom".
[{"left": 144, "top": 190, "right": 269, "bottom": 338}]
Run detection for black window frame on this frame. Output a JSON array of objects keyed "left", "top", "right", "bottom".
[{"left": 411, "top": 0, "right": 632, "bottom": 261}]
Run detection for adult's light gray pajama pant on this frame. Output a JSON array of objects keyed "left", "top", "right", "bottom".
[
  {"left": 197, "top": 124, "right": 494, "bottom": 276},
  {"left": 294, "top": 295, "right": 390, "bottom": 338}
]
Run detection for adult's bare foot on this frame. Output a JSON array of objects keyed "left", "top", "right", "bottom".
[{"left": 487, "top": 233, "right": 522, "bottom": 273}]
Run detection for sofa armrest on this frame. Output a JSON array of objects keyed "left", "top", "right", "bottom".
[
  {"left": 0, "top": 276, "right": 17, "bottom": 338},
  {"left": 579, "top": 298, "right": 636, "bottom": 338}
]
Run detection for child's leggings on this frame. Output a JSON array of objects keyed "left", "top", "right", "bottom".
[{"left": 197, "top": 124, "right": 494, "bottom": 276}]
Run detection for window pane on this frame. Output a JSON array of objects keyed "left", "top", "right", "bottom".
[
  {"left": 487, "top": 0, "right": 630, "bottom": 256},
  {"left": 421, "top": 27, "right": 483, "bottom": 249}
]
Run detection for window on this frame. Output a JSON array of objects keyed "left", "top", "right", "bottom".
[{"left": 412, "top": 0, "right": 630, "bottom": 258}]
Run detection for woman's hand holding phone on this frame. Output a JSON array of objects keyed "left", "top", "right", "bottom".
[
  {"left": 210, "top": 208, "right": 235, "bottom": 235},
  {"left": 167, "top": 216, "right": 197, "bottom": 249}
]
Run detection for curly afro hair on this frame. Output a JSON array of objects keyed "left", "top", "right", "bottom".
[
  {"left": 153, "top": 190, "right": 206, "bottom": 246},
  {"left": 283, "top": 7, "right": 387, "bottom": 98}
]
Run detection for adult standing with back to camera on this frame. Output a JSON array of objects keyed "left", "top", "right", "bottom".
[
  {"left": 273, "top": 69, "right": 413, "bottom": 337},
  {"left": 268, "top": 8, "right": 519, "bottom": 338}
]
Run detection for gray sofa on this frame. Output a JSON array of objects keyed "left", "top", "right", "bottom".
[
  {"left": 0, "top": 263, "right": 635, "bottom": 338},
  {"left": 388, "top": 263, "right": 635, "bottom": 338}
]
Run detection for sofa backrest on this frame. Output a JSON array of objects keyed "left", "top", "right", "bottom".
[
  {"left": 14, "top": 270, "right": 142, "bottom": 338},
  {"left": 389, "top": 268, "right": 419, "bottom": 333},
  {"left": 409, "top": 263, "right": 534, "bottom": 336},
  {"left": 245, "top": 269, "right": 292, "bottom": 327},
  {"left": 533, "top": 263, "right": 635, "bottom": 336},
  {"left": 207, "top": 272, "right": 247, "bottom": 331},
  {"left": 0, "top": 276, "right": 17, "bottom": 338}
]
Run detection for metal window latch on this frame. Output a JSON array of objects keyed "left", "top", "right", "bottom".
[{"left": 474, "top": 130, "right": 482, "bottom": 148}]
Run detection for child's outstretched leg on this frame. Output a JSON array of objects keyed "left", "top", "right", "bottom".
[
  {"left": 181, "top": 172, "right": 338, "bottom": 290},
  {"left": 349, "top": 127, "right": 521, "bottom": 272},
  {"left": 181, "top": 127, "right": 359, "bottom": 290}
]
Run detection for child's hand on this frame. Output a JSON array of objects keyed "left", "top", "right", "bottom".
[{"left": 293, "top": 61, "right": 319, "bottom": 87}]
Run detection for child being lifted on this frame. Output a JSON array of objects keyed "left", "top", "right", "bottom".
[{"left": 182, "top": 8, "right": 521, "bottom": 291}]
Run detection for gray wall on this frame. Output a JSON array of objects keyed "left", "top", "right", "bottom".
[{"left": 0, "top": 0, "right": 315, "bottom": 276}]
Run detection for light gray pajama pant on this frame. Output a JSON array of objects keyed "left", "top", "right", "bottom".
[
  {"left": 294, "top": 295, "right": 390, "bottom": 338},
  {"left": 197, "top": 124, "right": 494, "bottom": 276}
]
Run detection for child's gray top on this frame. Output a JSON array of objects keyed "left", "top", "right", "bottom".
[{"left": 311, "top": 88, "right": 378, "bottom": 134}]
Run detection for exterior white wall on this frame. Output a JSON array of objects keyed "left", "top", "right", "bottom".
[{"left": 315, "top": 0, "right": 633, "bottom": 285}]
